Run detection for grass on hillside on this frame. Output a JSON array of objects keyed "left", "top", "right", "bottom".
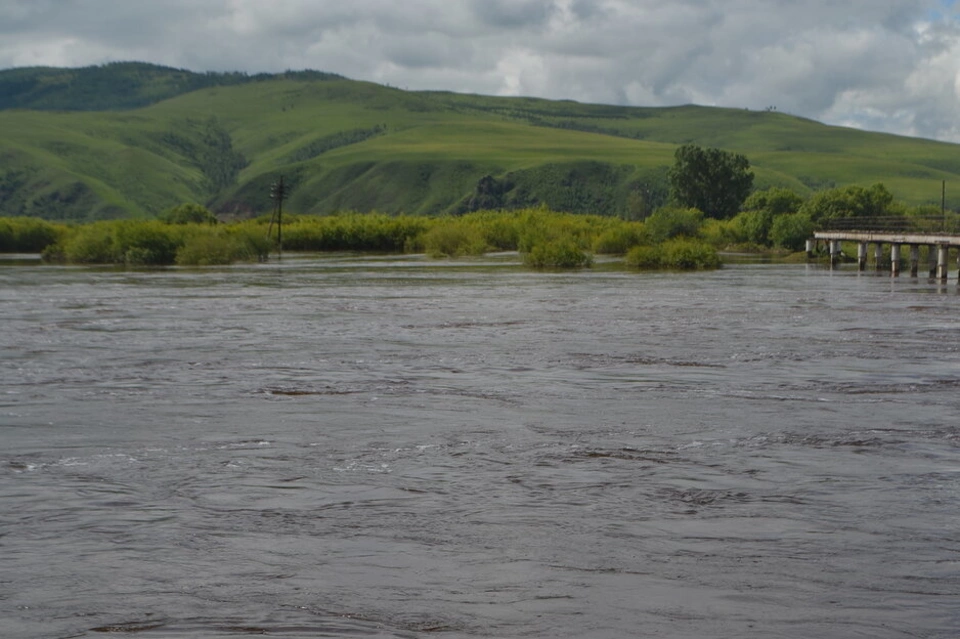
[{"left": 2, "top": 72, "right": 960, "bottom": 222}]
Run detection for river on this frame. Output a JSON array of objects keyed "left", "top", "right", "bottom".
[{"left": 1, "top": 254, "right": 958, "bottom": 638}]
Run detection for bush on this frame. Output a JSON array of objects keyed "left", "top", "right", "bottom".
[
  {"left": 661, "top": 239, "right": 721, "bottom": 269},
  {"left": 58, "top": 222, "right": 120, "bottom": 263},
  {"left": 159, "top": 203, "right": 219, "bottom": 225},
  {"left": 643, "top": 207, "right": 704, "bottom": 243},
  {"left": 698, "top": 218, "right": 740, "bottom": 248},
  {"left": 468, "top": 211, "right": 521, "bottom": 251},
  {"left": 523, "top": 239, "right": 593, "bottom": 268},
  {"left": 421, "top": 222, "right": 488, "bottom": 257},
  {"left": 625, "top": 245, "right": 662, "bottom": 269},
  {"left": 281, "top": 213, "right": 430, "bottom": 252},
  {"left": 769, "top": 213, "right": 814, "bottom": 251},
  {"left": 742, "top": 187, "right": 804, "bottom": 216},
  {"left": 113, "top": 221, "right": 181, "bottom": 265},
  {"left": 731, "top": 209, "right": 774, "bottom": 245},
  {"left": 626, "top": 239, "right": 720, "bottom": 270},
  {"left": 0, "top": 217, "right": 65, "bottom": 252},
  {"left": 592, "top": 224, "right": 644, "bottom": 254},
  {"left": 799, "top": 183, "right": 893, "bottom": 223},
  {"left": 176, "top": 234, "right": 248, "bottom": 265}
]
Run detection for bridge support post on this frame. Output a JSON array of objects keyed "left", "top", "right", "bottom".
[
  {"left": 909, "top": 245, "right": 920, "bottom": 277},
  {"left": 890, "top": 243, "right": 901, "bottom": 277},
  {"left": 805, "top": 239, "right": 815, "bottom": 258},
  {"left": 857, "top": 242, "right": 868, "bottom": 271},
  {"left": 830, "top": 241, "right": 842, "bottom": 267},
  {"left": 929, "top": 245, "right": 938, "bottom": 278},
  {"left": 937, "top": 245, "right": 949, "bottom": 281},
  {"left": 874, "top": 243, "right": 884, "bottom": 270}
]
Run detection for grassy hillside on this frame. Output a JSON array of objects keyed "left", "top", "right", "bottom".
[{"left": 1, "top": 64, "right": 958, "bottom": 221}]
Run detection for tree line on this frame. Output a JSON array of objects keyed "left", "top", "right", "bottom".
[{"left": 660, "top": 143, "right": 950, "bottom": 251}]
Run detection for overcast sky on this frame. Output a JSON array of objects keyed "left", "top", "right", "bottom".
[{"left": 2, "top": 0, "right": 959, "bottom": 142}]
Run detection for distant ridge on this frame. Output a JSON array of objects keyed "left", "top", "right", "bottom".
[
  {"left": 0, "top": 61, "right": 343, "bottom": 111},
  {"left": 0, "top": 62, "right": 958, "bottom": 221}
]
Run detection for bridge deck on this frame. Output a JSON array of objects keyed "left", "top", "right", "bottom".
[{"left": 814, "top": 231, "right": 960, "bottom": 246}]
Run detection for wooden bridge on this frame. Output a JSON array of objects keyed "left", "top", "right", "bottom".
[{"left": 812, "top": 217, "right": 960, "bottom": 280}]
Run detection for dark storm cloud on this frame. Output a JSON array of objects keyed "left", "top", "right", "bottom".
[{"left": 0, "top": 0, "right": 957, "bottom": 141}]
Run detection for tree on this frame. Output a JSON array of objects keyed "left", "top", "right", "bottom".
[
  {"left": 742, "top": 186, "right": 804, "bottom": 216},
  {"left": 799, "top": 183, "right": 893, "bottom": 223},
  {"left": 734, "top": 187, "right": 805, "bottom": 245},
  {"left": 668, "top": 144, "right": 754, "bottom": 219},
  {"left": 769, "top": 213, "right": 814, "bottom": 251}
]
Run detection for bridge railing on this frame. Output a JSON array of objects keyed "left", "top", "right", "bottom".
[{"left": 820, "top": 216, "right": 960, "bottom": 235}]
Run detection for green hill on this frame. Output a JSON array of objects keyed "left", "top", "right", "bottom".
[{"left": 1, "top": 63, "right": 958, "bottom": 221}]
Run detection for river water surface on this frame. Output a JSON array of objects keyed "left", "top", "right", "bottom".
[{"left": 1, "top": 255, "right": 959, "bottom": 638}]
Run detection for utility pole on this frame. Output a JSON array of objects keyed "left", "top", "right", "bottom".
[
  {"left": 269, "top": 176, "right": 286, "bottom": 260},
  {"left": 942, "top": 180, "right": 946, "bottom": 232}
]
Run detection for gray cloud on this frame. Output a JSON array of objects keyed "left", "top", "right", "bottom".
[
  {"left": 0, "top": 0, "right": 958, "bottom": 141},
  {"left": 470, "top": 0, "right": 558, "bottom": 28}
]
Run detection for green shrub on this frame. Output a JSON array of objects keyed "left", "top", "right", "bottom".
[
  {"left": 0, "top": 219, "right": 14, "bottom": 252},
  {"left": 0, "top": 217, "right": 65, "bottom": 252},
  {"left": 769, "top": 213, "right": 814, "bottom": 251},
  {"left": 0, "top": 217, "right": 66, "bottom": 252},
  {"left": 523, "top": 239, "right": 592, "bottom": 268},
  {"left": 661, "top": 239, "right": 721, "bottom": 269},
  {"left": 224, "top": 226, "right": 273, "bottom": 261},
  {"left": 799, "top": 183, "right": 893, "bottom": 223},
  {"left": 626, "top": 239, "right": 720, "bottom": 270},
  {"left": 467, "top": 211, "right": 521, "bottom": 251},
  {"left": 421, "top": 222, "right": 488, "bottom": 257},
  {"left": 113, "top": 221, "right": 181, "bottom": 265},
  {"left": 731, "top": 209, "right": 774, "bottom": 245},
  {"left": 625, "top": 245, "right": 662, "bottom": 269},
  {"left": 176, "top": 234, "right": 247, "bottom": 265},
  {"left": 281, "top": 213, "right": 430, "bottom": 252},
  {"left": 698, "top": 218, "right": 740, "bottom": 248},
  {"left": 643, "top": 207, "right": 704, "bottom": 243},
  {"left": 159, "top": 203, "right": 219, "bottom": 225},
  {"left": 742, "top": 187, "right": 804, "bottom": 216},
  {"left": 592, "top": 223, "right": 644, "bottom": 254},
  {"left": 45, "top": 220, "right": 184, "bottom": 265},
  {"left": 59, "top": 222, "right": 120, "bottom": 263},
  {"left": 175, "top": 225, "right": 272, "bottom": 265}
]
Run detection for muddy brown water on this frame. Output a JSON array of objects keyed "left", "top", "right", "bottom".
[{"left": 1, "top": 254, "right": 959, "bottom": 638}]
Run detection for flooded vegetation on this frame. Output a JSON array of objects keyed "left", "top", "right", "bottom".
[{"left": 0, "top": 209, "right": 733, "bottom": 270}]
